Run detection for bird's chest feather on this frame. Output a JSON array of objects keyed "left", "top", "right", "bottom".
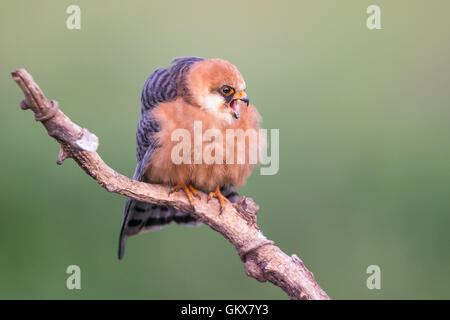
[{"left": 145, "top": 99, "right": 261, "bottom": 192}]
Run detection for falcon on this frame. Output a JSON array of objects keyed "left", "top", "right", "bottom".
[{"left": 119, "top": 57, "right": 261, "bottom": 259}]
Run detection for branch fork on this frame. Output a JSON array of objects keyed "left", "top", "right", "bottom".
[{"left": 11, "top": 68, "right": 330, "bottom": 300}]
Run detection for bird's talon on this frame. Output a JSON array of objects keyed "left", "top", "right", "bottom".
[
  {"left": 183, "top": 186, "right": 196, "bottom": 208},
  {"left": 208, "top": 186, "right": 230, "bottom": 214},
  {"left": 189, "top": 185, "right": 201, "bottom": 200},
  {"left": 168, "top": 184, "right": 197, "bottom": 210},
  {"left": 168, "top": 184, "right": 183, "bottom": 196}
]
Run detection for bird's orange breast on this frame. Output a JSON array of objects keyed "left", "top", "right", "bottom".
[{"left": 145, "top": 98, "right": 262, "bottom": 192}]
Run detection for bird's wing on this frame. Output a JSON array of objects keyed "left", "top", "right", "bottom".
[{"left": 118, "top": 57, "right": 204, "bottom": 259}]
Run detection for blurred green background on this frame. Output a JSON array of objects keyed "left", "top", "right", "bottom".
[{"left": 1, "top": 0, "right": 449, "bottom": 299}]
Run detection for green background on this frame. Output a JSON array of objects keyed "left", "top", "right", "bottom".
[{"left": 1, "top": 0, "right": 449, "bottom": 299}]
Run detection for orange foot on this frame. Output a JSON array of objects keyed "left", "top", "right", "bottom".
[
  {"left": 168, "top": 184, "right": 200, "bottom": 210},
  {"left": 207, "top": 186, "right": 230, "bottom": 214}
]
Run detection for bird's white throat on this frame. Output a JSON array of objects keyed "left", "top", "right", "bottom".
[{"left": 200, "top": 93, "right": 236, "bottom": 125}]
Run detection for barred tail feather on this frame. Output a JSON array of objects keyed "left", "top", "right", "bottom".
[
  {"left": 118, "top": 199, "right": 200, "bottom": 259},
  {"left": 118, "top": 184, "right": 240, "bottom": 260}
]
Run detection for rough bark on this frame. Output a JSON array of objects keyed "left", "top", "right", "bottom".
[{"left": 11, "top": 68, "right": 330, "bottom": 300}]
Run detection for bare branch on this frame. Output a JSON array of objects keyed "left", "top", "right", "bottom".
[{"left": 11, "top": 68, "right": 330, "bottom": 300}]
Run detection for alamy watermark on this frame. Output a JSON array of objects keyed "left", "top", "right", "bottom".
[
  {"left": 366, "top": 5, "right": 381, "bottom": 30},
  {"left": 170, "top": 121, "right": 279, "bottom": 175},
  {"left": 366, "top": 265, "right": 381, "bottom": 290},
  {"left": 66, "top": 5, "right": 81, "bottom": 30},
  {"left": 66, "top": 265, "right": 81, "bottom": 290}
]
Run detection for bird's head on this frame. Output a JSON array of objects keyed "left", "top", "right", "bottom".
[{"left": 186, "top": 59, "right": 249, "bottom": 124}]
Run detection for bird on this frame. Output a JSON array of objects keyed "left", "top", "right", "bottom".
[{"left": 118, "top": 57, "right": 262, "bottom": 259}]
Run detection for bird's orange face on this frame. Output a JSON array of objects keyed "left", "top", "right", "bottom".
[{"left": 187, "top": 59, "right": 249, "bottom": 124}]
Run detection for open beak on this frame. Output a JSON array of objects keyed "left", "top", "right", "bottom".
[
  {"left": 234, "top": 91, "right": 249, "bottom": 106},
  {"left": 228, "top": 103, "right": 239, "bottom": 119},
  {"left": 227, "top": 91, "right": 249, "bottom": 119}
]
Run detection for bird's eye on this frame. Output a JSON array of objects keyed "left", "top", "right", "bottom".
[{"left": 220, "top": 86, "right": 234, "bottom": 97}]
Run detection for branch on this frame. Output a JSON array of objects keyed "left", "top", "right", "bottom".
[{"left": 11, "top": 68, "right": 330, "bottom": 300}]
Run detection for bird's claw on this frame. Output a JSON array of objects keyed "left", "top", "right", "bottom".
[
  {"left": 168, "top": 184, "right": 198, "bottom": 211},
  {"left": 188, "top": 185, "right": 201, "bottom": 200},
  {"left": 208, "top": 186, "right": 230, "bottom": 215},
  {"left": 168, "top": 184, "right": 183, "bottom": 197}
]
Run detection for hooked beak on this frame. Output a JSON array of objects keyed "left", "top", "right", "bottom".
[
  {"left": 227, "top": 91, "right": 249, "bottom": 120},
  {"left": 233, "top": 91, "right": 250, "bottom": 106},
  {"left": 240, "top": 95, "right": 249, "bottom": 106}
]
